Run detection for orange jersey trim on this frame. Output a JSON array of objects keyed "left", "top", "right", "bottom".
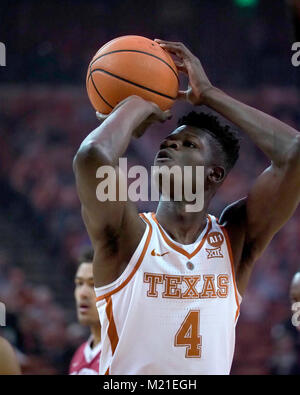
[
  {"left": 105, "top": 296, "right": 119, "bottom": 355},
  {"left": 151, "top": 212, "right": 212, "bottom": 259},
  {"left": 95, "top": 213, "right": 153, "bottom": 302},
  {"left": 220, "top": 225, "right": 241, "bottom": 322}
]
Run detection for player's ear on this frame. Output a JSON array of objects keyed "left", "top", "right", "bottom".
[{"left": 208, "top": 166, "right": 225, "bottom": 184}]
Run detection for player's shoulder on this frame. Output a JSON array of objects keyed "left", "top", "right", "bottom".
[
  {"left": 218, "top": 198, "right": 248, "bottom": 269},
  {"left": 219, "top": 197, "right": 247, "bottom": 227}
]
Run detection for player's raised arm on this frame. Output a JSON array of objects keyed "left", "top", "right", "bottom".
[
  {"left": 156, "top": 39, "right": 300, "bottom": 294},
  {"left": 205, "top": 87, "right": 300, "bottom": 292},
  {"left": 73, "top": 96, "right": 171, "bottom": 286}
]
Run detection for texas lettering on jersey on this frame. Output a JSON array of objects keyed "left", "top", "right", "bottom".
[
  {"left": 95, "top": 213, "right": 242, "bottom": 375},
  {"left": 144, "top": 272, "right": 229, "bottom": 299}
]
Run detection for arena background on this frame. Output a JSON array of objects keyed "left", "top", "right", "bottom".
[{"left": 0, "top": 0, "right": 299, "bottom": 374}]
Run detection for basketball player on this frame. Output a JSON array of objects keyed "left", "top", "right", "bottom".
[
  {"left": 69, "top": 248, "right": 101, "bottom": 375},
  {"left": 0, "top": 336, "right": 21, "bottom": 375},
  {"left": 73, "top": 40, "right": 300, "bottom": 374}
]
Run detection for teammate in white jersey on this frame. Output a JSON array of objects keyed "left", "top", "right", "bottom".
[{"left": 73, "top": 40, "right": 300, "bottom": 374}]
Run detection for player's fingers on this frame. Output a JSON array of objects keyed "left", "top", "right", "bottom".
[
  {"left": 116, "top": 95, "right": 141, "bottom": 107},
  {"left": 158, "top": 43, "right": 181, "bottom": 57},
  {"left": 177, "top": 90, "right": 188, "bottom": 101},
  {"left": 96, "top": 112, "right": 109, "bottom": 122},
  {"left": 154, "top": 39, "right": 193, "bottom": 58},
  {"left": 160, "top": 109, "right": 172, "bottom": 121},
  {"left": 97, "top": 96, "right": 144, "bottom": 121},
  {"left": 154, "top": 39, "right": 183, "bottom": 46},
  {"left": 173, "top": 60, "right": 188, "bottom": 75},
  {"left": 149, "top": 105, "right": 172, "bottom": 122},
  {"left": 158, "top": 45, "right": 188, "bottom": 61}
]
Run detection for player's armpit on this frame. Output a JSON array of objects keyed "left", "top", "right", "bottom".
[
  {"left": 73, "top": 144, "right": 146, "bottom": 286},
  {"left": 220, "top": 153, "right": 300, "bottom": 295},
  {"left": 219, "top": 198, "right": 250, "bottom": 296},
  {"left": 73, "top": 142, "right": 144, "bottom": 240},
  {"left": 73, "top": 143, "right": 128, "bottom": 238},
  {"left": 244, "top": 159, "right": 300, "bottom": 261}
]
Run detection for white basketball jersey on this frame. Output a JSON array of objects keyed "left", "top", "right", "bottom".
[{"left": 95, "top": 212, "right": 242, "bottom": 375}]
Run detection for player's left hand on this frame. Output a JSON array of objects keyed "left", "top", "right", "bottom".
[
  {"left": 154, "top": 39, "right": 214, "bottom": 105},
  {"left": 95, "top": 96, "right": 137, "bottom": 123},
  {"left": 96, "top": 95, "right": 172, "bottom": 139}
]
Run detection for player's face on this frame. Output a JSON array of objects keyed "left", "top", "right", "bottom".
[
  {"left": 154, "top": 125, "right": 208, "bottom": 169},
  {"left": 74, "top": 263, "right": 99, "bottom": 327},
  {"left": 153, "top": 125, "right": 216, "bottom": 198}
]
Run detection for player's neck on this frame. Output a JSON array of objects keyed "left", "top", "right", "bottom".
[
  {"left": 90, "top": 324, "right": 101, "bottom": 349},
  {"left": 155, "top": 200, "right": 209, "bottom": 245}
]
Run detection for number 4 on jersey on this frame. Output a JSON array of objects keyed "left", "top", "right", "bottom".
[{"left": 174, "top": 310, "right": 202, "bottom": 358}]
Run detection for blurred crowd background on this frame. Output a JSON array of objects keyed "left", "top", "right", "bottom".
[{"left": 0, "top": 0, "right": 300, "bottom": 374}]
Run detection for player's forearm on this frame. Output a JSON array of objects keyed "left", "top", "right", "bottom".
[
  {"left": 202, "top": 87, "right": 300, "bottom": 167},
  {"left": 78, "top": 98, "right": 153, "bottom": 165}
]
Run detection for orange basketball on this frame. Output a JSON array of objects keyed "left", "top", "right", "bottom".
[{"left": 86, "top": 35, "right": 179, "bottom": 114}]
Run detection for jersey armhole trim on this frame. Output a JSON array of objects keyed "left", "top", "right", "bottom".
[
  {"left": 219, "top": 224, "right": 242, "bottom": 322},
  {"left": 95, "top": 213, "right": 153, "bottom": 302},
  {"left": 105, "top": 295, "right": 119, "bottom": 355}
]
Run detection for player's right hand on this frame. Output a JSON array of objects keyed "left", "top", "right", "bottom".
[
  {"left": 96, "top": 95, "right": 172, "bottom": 139},
  {"left": 154, "top": 39, "right": 214, "bottom": 106}
]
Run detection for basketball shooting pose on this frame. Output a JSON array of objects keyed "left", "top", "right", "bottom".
[{"left": 73, "top": 40, "right": 300, "bottom": 374}]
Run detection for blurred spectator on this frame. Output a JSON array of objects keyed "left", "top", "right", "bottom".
[
  {"left": 268, "top": 271, "right": 300, "bottom": 374},
  {"left": 269, "top": 322, "right": 300, "bottom": 374},
  {"left": 0, "top": 257, "right": 79, "bottom": 374}
]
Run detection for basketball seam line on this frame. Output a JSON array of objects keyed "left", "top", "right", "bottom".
[
  {"left": 89, "top": 65, "right": 114, "bottom": 109},
  {"left": 90, "top": 68, "right": 177, "bottom": 100},
  {"left": 90, "top": 49, "right": 179, "bottom": 82}
]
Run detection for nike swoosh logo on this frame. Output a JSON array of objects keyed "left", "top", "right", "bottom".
[{"left": 151, "top": 249, "right": 170, "bottom": 257}]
